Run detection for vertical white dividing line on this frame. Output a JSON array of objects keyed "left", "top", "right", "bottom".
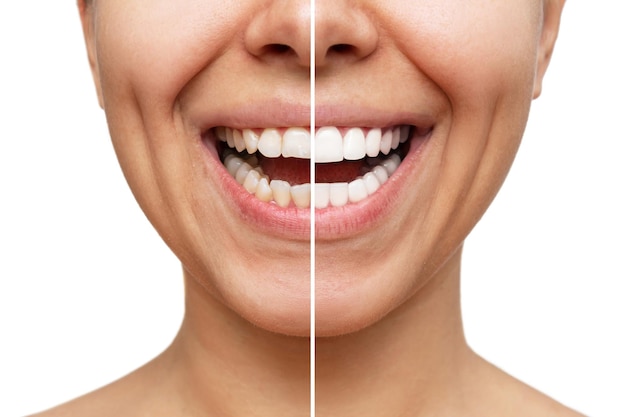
[{"left": 309, "top": 0, "right": 316, "bottom": 415}]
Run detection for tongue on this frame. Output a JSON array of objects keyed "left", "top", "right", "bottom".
[{"left": 259, "top": 156, "right": 364, "bottom": 184}]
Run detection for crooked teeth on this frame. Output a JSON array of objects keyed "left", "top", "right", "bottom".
[
  {"left": 215, "top": 125, "right": 412, "bottom": 209},
  {"left": 215, "top": 125, "right": 410, "bottom": 160},
  {"left": 222, "top": 148, "right": 402, "bottom": 209}
]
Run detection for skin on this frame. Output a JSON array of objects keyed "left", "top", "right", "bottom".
[{"left": 32, "top": 0, "right": 584, "bottom": 416}]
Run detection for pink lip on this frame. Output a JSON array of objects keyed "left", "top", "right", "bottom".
[{"left": 196, "top": 101, "right": 436, "bottom": 241}]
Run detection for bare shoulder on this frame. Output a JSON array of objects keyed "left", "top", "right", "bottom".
[
  {"left": 466, "top": 354, "right": 587, "bottom": 417},
  {"left": 27, "top": 358, "right": 179, "bottom": 417}
]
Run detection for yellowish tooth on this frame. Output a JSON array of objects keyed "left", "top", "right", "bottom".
[
  {"left": 270, "top": 180, "right": 291, "bottom": 207},
  {"left": 234, "top": 129, "right": 246, "bottom": 152},
  {"left": 226, "top": 127, "right": 235, "bottom": 148},
  {"left": 225, "top": 154, "right": 244, "bottom": 177},
  {"left": 282, "top": 127, "right": 311, "bottom": 158},
  {"left": 258, "top": 128, "right": 282, "bottom": 158},
  {"left": 243, "top": 129, "right": 259, "bottom": 154},
  {"left": 255, "top": 177, "right": 273, "bottom": 202},
  {"left": 235, "top": 162, "right": 252, "bottom": 184},
  {"left": 290, "top": 184, "right": 311, "bottom": 208},
  {"left": 243, "top": 170, "right": 261, "bottom": 193}
]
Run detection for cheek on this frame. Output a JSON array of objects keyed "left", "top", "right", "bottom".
[
  {"left": 94, "top": 0, "right": 248, "bottom": 105},
  {"left": 387, "top": 0, "right": 541, "bottom": 107}
]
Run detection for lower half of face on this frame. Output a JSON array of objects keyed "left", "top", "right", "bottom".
[{"left": 90, "top": 0, "right": 544, "bottom": 337}]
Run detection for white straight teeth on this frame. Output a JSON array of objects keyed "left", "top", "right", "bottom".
[{"left": 215, "top": 125, "right": 411, "bottom": 161}]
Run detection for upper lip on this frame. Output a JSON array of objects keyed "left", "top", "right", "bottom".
[{"left": 190, "top": 100, "right": 437, "bottom": 133}]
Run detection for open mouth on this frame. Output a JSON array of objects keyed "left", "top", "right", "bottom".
[{"left": 214, "top": 125, "right": 429, "bottom": 209}]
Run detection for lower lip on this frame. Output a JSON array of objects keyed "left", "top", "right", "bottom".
[{"left": 201, "top": 129, "right": 432, "bottom": 241}]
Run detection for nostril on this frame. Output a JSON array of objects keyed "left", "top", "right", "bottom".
[
  {"left": 329, "top": 44, "right": 355, "bottom": 54},
  {"left": 264, "top": 43, "right": 293, "bottom": 55}
]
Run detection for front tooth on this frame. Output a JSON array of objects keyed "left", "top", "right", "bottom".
[
  {"left": 315, "top": 183, "right": 330, "bottom": 209},
  {"left": 329, "top": 182, "right": 349, "bottom": 207},
  {"left": 348, "top": 178, "right": 368, "bottom": 203},
  {"left": 282, "top": 127, "right": 311, "bottom": 158},
  {"left": 365, "top": 128, "right": 382, "bottom": 157},
  {"left": 257, "top": 128, "right": 282, "bottom": 158},
  {"left": 290, "top": 184, "right": 311, "bottom": 208},
  {"left": 380, "top": 129, "right": 392, "bottom": 155},
  {"left": 270, "top": 180, "right": 291, "bottom": 207},
  {"left": 315, "top": 127, "right": 343, "bottom": 163},
  {"left": 343, "top": 127, "right": 366, "bottom": 160},
  {"left": 243, "top": 129, "right": 259, "bottom": 154}
]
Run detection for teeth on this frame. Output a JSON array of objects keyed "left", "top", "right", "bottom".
[
  {"left": 257, "top": 128, "right": 282, "bottom": 158},
  {"left": 365, "top": 128, "right": 382, "bottom": 157},
  {"left": 243, "top": 129, "right": 260, "bottom": 154},
  {"left": 290, "top": 184, "right": 311, "bottom": 208},
  {"left": 269, "top": 180, "right": 291, "bottom": 207},
  {"left": 315, "top": 127, "right": 344, "bottom": 163},
  {"left": 315, "top": 183, "right": 330, "bottom": 209},
  {"left": 220, "top": 149, "right": 400, "bottom": 209},
  {"left": 329, "top": 183, "right": 349, "bottom": 207},
  {"left": 216, "top": 125, "right": 410, "bottom": 161},
  {"left": 343, "top": 128, "right": 366, "bottom": 161},
  {"left": 216, "top": 125, "right": 412, "bottom": 208},
  {"left": 282, "top": 127, "right": 311, "bottom": 158}
]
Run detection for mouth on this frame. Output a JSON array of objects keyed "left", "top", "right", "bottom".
[{"left": 212, "top": 125, "right": 431, "bottom": 209}]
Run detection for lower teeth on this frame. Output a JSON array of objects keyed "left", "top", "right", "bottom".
[{"left": 221, "top": 149, "right": 402, "bottom": 209}]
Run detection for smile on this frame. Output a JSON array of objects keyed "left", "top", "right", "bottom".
[{"left": 215, "top": 125, "right": 422, "bottom": 209}]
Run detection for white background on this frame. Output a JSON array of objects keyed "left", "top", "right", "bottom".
[{"left": 1, "top": 2, "right": 624, "bottom": 416}]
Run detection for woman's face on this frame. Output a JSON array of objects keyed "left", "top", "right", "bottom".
[{"left": 81, "top": 0, "right": 561, "bottom": 337}]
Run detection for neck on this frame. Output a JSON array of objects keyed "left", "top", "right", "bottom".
[
  {"left": 316, "top": 248, "right": 471, "bottom": 416},
  {"left": 163, "top": 272, "right": 310, "bottom": 417},
  {"left": 160, "top": 249, "right": 468, "bottom": 417}
]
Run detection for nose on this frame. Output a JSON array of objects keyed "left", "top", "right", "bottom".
[
  {"left": 244, "top": 1, "right": 312, "bottom": 68},
  {"left": 244, "top": 0, "right": 378, "bottom": 69},
  {"left": 315, "top": 1, "right": 378, "bottom": 68}
]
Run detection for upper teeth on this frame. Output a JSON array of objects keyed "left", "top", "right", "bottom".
[
  {"left": 215, "top": 125, "right": 411, "bottom": 209},
  {"left": 215, "top": 125, "right": 410, "bottom": 161}
]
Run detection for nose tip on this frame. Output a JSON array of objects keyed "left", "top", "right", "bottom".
[
  {"left": 315, "top": 3, "right": 378, "bottom": 68},
  {"left": 244, "top": 2, "right": 312, "bottom": 68},
  {"left": 244, "top": 1, "right": 378, "bottom": 69}
]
